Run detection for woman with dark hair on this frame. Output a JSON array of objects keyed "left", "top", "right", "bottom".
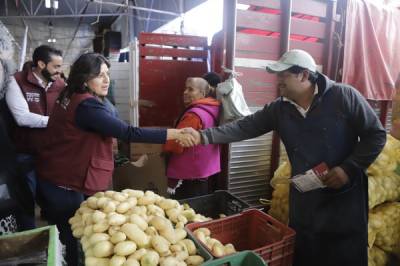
[{"left": 35, "top": 53, "right": 194, "bottom": 265}]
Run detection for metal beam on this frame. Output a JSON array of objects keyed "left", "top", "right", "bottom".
[
  {"left": 91, "top": 0, "right": 180, "bottom": 17},
  {"left": 0, "top": 13, "right": 125, "bottom": 19},
  {"left": 20, "top": 0, "right": 32, "bottom": 16},
  {"left": 34, "top": 0, "right": 44, "bottom": 15},
  {"left": 64, "top": 0, "right": 76, "bottom": 15}
]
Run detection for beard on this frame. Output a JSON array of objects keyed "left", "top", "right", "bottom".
[{"left": 41, "top": 67, "right": 59, "bottom": 82}]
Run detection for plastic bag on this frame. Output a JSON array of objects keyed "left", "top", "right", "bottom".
[{"left": 216, "top": 76, "right": 251, "bottom": 124}]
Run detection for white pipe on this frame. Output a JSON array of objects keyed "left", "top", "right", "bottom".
[{"left": 19, "top": 25, "right": 28, "bottom": 71}]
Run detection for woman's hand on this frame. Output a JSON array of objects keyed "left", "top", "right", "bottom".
[{"left": 166, "top": 129, "right": 196, "bottom": 147}]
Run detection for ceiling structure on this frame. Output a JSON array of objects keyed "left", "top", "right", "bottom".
[{"left": 0, "top": 0, "right": 205, "bottom": 65}]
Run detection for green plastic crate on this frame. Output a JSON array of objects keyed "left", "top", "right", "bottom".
[
  {"left": 0, "top": 225, "right": 62, "bottom": 266},
  {"left": 202, "top": 251, "right": 267, "bottom": 266}
]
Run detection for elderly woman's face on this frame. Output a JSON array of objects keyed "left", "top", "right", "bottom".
[
  {"left": 87, "top": 63, "right": 110, "bottom": 97},
  {"left": 183, "top": 79, "right": 205, "bottom": 106}
]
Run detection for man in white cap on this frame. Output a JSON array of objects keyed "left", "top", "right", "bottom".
[{"left": 182, "top": 49, "right": 386, "bottom": 266}]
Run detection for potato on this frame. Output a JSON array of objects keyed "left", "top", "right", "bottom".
[
  {"left": 126, "top": 197, "right": 138, "bottom": 207},
  {"left": 158, "top": 199, "right": 179, "bottom": 210},
  {"left": 194, "top": 228, "right": 211, "bottom": 237},
  {"left": 160, "top": 228, "right": 176, "bottom": 244},
  {"left": 128, "top": 248, "right": 147, "bottom": 260},
  {"left": 94, "top": 191, "right": 105, "bottom": 198},
  {"left": 121, "top": 223, "right": 150, "bottom": 248},
  {"left": 151, "top": 235, "right": 170, "bottom": 255},
  {"left": 113, "top": 192, "right": 128, "bottom": 202},
  {"left": 78, "top": 206, "right": 93, "bottom": 215},
  {"left": 124, "top": 258, "right": 140, "bottom": 266},
  {"left": 224, "top": 243, "right": 236, "bottom": 255},
  {"left": 137, "top": 195, "right": 156, "bottom": 206},
  {"left": 212, "top": 243, "right": 225, "bottom": 257},
  {"left": 97, "top": 197, "right": 109, "bottom": 209},
  {"left": 146, "top": 204, "right": 165, "bottom": 216},
  {"left": 110, "top": 255, "right": 126, "bottom": 266},
  {"left": 69, "top": 215, "right": 81, "bottom": 225},
  {"left": 194, "top": 231, "right": 206, "bottom": 244},
  {"left": 132, "top": 206, "right": 147, "bottom": 216},
  {"left": 114, "top": 240, "right": 137, "bottom": 256},
  {"left": 177, "top": 215, "right": 188, "bottom": 225},
  {"left": 89, "top": 233, "right": 110, "bottom": 246},
  {"left": 83, "top": 225, "right": 93, "bottom": 236},
  {"left": 109, "top": 213, "right": 127, "bottom": 226},
  {"left": 175, "top": 222, "right": 185, "bottom": 229},
  {"left": 166, "top": 208, "right": 180, "bottom": 222},
  {"left": 93, "top": 240, "right": 114, "bottom": 258},
  {"left": 111, "top": 231, "right": 127, "bottom": 244},
  {"left": 85, "top": 257, "right": 110, "bottom": 266},
  {"left": 140, "top": 250, "right": 159, "bottom": 266},
  {"left": 149, "top": 216, "right": 169, "bottom": 231},
  {"left": 85, "top": 248, "right": 94, "bottom": 257},
  {"left": 108, "top": 225, "right": 121, "bottom": 236},
  {"left": 104, "top": 201, "right": 117, "bottom": 213},
  {"left": 185, "top": 255, "right": 204, "bottom": 266},
  {"left": 105, "top": 190, "right": 116, "bottom": 197},
  {"left": 87, "top": 196, "right": 98, "bottom": 209},
  {"left": 93, "top": 221, "right": 109, "bottom": 233},
  {"left": 170, "top": 244, "right": 183, "bottom": 252},
  {"left": 145, "top": 226, "right": 158, "bottom": 237},
  {"left": 92, "top": 210, "right": 107, "bottom": 223},
  {"left": 130, "top": 214, "right": 148, "bottom": 231},
  {"left": 175, "top": 250, "right": 189, "bottom": 261},
  {"left": 179, "top": 239, "right": 196, "bottom": 255},
  {"left": 182, "top": 209, "right": 196, "bottom": 220},
  {"left": 71, "top": 220, "right": 84, "bottom": 231},
  {"left": 175, "top": 228, "right": 187, "bottom": 242},
  {"left": 82, "top": 212, "right": 93, "bottom": 225},
  {"left": 117, "top": 202, "right": 131, "bottom": 214},
  {"left": 161, "top": 257, "right": 181, "bottom": 266},
  {"left": 122, "top": 189, "right": 144, "bottom": 198},
  {"left": 72, "top": 227, "right": 83, "bottom": 238}
]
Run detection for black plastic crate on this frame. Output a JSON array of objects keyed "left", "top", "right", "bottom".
[{"left": 179, "top": 190, "right": 250, "bottom": 219}]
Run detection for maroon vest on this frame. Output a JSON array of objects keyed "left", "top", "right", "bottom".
[
  {"left": 13, "top": 69, "right": 65, "bottom": 153},
  {"left": 36, "top": 93, "right": 114, "bottom": 195}
]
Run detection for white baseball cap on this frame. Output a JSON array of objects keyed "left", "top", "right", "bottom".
[{"left": 266, "top": 49, "right": 317, "bottom": 73}]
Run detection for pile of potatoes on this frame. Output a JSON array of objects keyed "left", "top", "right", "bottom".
[
  {"left": 69, "top": 189, "right": 211, "bottom": 266},
  {"left": 368, "top": 246, "right": 389, "bottom": 266},
  {"left": 193, "top": 228, "right": 236, "bottom": 257},
  {"left": 268, "top": 162, "right": 290, "bottom": 224},
  {"left": 369, "top": 202, "right": 400, "bottom": 259}
]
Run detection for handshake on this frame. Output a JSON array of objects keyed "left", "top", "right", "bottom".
[{"left": 172, "top": 128, "right": 202, "bottom": 147}]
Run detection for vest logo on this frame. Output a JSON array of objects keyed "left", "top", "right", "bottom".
[{"left": 25, "top": 92, "right": 41, "bottom": 103}]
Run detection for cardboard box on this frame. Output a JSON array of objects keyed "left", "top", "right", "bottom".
[
  {"left": 130, "top": 143, "right": 163, "bottom": 160},
  {"left": 119, "top": 142, "right": 163, "bottom": 160},
  {"left": 113, "top": 154, "right": 168, "bottom": 196},
  {"left": 0, "top": 225, "right": 62, "bottom": 266}
]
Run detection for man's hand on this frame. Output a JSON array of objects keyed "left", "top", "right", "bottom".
[
  {"left": 178, "top": 127, "right": 201, "bottom": 147},
  {"left": 173, "top": 129, "right": 196, "bottom": 147},
  {"left": 320, "top": 166, "right": 349, "bottom": 189}
]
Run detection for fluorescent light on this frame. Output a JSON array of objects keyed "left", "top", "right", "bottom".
[
  {"left": 236, "top": 4, "right": 250, "bottom": 10},
  {"left": 53, "top": 1, "right": 59, "bottom": 9},
  {"left": 45, "top": 0, "right": 51, "bottom": 8}
]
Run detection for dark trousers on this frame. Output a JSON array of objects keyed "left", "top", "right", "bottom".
[
  {"left": 37, "top": 179, "right": 84, "bottom": 266},
  {"left": 15, "top": 153, "right": 36, "bottom": 230}
]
